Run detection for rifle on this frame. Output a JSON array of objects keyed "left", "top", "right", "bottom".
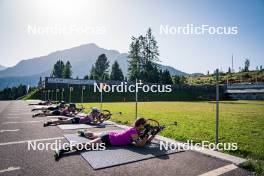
[
  {"left": 95, "top": 110, "right": 112, "bottom": 124},
  {"left": 75, "top": 105, "right": 85, "bottom": 113},
  {"left": 142, "top": 119, "right": 177, "bottom": 137}
]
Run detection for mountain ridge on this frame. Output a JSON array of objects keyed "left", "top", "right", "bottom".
[
  {"left": 0, "top": 64, "right": 6, "bottom": 71},
  {"left": 0, "top": 43, "right": 188, "bottom": 89}
]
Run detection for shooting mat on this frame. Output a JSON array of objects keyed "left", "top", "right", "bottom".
[
  {"left": 58, "top": 121, "right": 116, "bottom": 130},
  {"left": 64, "top": 133, "right": 184, "bottom": 169}
]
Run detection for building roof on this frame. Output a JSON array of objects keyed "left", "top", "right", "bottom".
[{"left": 226, "top": 89, "right": 264, "bottom": 94}]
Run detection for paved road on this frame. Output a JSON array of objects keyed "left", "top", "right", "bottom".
[{"left": 0, "top": 100, "right": 251, "bottom": 176}]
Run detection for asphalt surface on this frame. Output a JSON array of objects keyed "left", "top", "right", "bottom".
[{"left": 0, "top": 100, "right": 251, "bottom": 176}]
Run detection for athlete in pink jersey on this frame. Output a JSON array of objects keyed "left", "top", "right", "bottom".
[
  {"left": 33, "top": 103, "right": 77, "bottom": 118},
  {"left": 54, "top": 118, "right": 156, "bottom": 160},
  {"left": 43, "top": 107, "right": 100, "bottom": 127},
  {"left": 78, "top": 118, "right": 154, "bottom": 146}
]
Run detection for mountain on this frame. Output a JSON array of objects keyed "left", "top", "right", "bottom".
[
  {"left": 190, "top": 73, "right": 205, "bottom": 77},
  {"left": 159, "top": 64, "right": 188, "bottom": 76},
  {"left": 0, "top": 43, "right": 188, "bottom": 89},
  {"left": 0, "top": 64, "right": 6, "bottom": 71}
]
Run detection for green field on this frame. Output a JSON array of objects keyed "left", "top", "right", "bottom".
[{"left": 78, "top": 100, "right": 264, "bottom": 170}]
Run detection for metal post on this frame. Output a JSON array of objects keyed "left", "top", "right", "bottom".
[
  {"left": 81, "top": 86, "right": 85, "bottom": 103},
  {"left": 51, "top": 90, "right": 53, "bottom": 101},
  {"left": 100, "top": 75, "right": 106, "bottom": 111},
  {"left": 61, "top": 88, "right": 64, "bottom": 101},
  {"left": 56, "top": 89, "right": 59, "bottom": 101},
  {"left": 135, "top": 62, "right": 139, "bottom": 120},
  {"left": 69, "top": 90, "right": 71, "bottom": 103},
  {"left": 216, "top": 69, "right": 219, "bottom": 148},
  {"left": 69, "top": 87, "right": 73, "bottom": 103},
  {"left": 100, "top": 90, "right": 103, "bottom": 111},
  {"left": 100, "top": 83, "right": 105, "bottom": 111},
  {"left": 135, "top": 78, "right": 138, "bottom": 119},
  {"left": 47, "top": 90, "right": 50, "bottom": 100}
]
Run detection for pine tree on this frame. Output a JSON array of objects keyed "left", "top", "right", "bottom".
[
  {"left": 128, "top": 37, "right": 141, "bottom": 81},
  {"left": 160, "top": 70, "right": 173, "bottom": 84},
  {"left": 141, "top": 60, "right": 159, "bottom": 83},
  {"left": 228, "top": 67, "right": 231, "bottom": 74},
  {"left": 128, "top": 28, "right": 161, "bottom": 83},
  {"left": 63, "top": 61, "right": 72, "bottom": 78},
  {"left": 51, "top": 60, "right": 65, "bottom": 78},
  {"left": 90, "top": 65, "right": 97, "bottom": 79},
  {"left": 139, "top": 28, "right": 160, "bottom": 82},
  {"left": 145, "top": 28, "right": 160, "bottom": 63},
  {"left": 173, "top": 76, "right": 180, "bottom": 84},
  {"left": 83, "top": 75, "right": 89, "bottom": 80},
  {"left": 38, "top": 77, "right": 42, "bottom": 87},
  {"left": 244, "top": 59, "right": 250, "bottom": 72},
  {"left": 0, "top": 85, "right": 27, "bottom": 100},
  {"left": 110, "top": 61, "right": 124, "bottom": 81},
  {"left": 90, "top": 54, "right": 109, "bottom": 80}
]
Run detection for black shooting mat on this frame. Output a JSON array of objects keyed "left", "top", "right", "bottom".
[{"left": 64, "top": 134, "right": 184, "bottom": 170}]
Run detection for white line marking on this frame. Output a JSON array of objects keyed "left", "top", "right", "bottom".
[
  {"left": 2, "top": 121, "right": 43, "bottom": 124},
  {"left": 6, "top": 117, "right": 21, "bottom": 119},
  {"left": 8, "top": 108, "right": 31, "bottom": 110},
  {"left": 6, "top": 113, "right": 32, "bottom": 115},
  {"left": 4, "top": 114, "right": 32, "bottom": 117},
  {"left": 0, "top": 167, "right": 21, "bottom": 173},
  {"left": 7, "top": 109, "right": 28, "bottom": 110},
  {"left": 0, "top": 137, "right": 64, "bottom": 146},
  {"left": 198, "top": 164, "right": 238, "bottom": 176},
  {"left": 7, "top": 111, "right": 31, "bottom": 113},
  {"left": 26, "top": 99, "right": 40, "bottom": 101},
  {"left": 0, "top": 129, "right": 20, "bottom": 133}
]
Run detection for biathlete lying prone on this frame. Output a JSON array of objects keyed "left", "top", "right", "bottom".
[
  {"left": 28, "top": 100, "right": 56, "bottom": 106},
  {"left": 31, "top": 101, "right": 66, "bottom": 111},
  {"left": 54, "top": 118, "right": 158, "bottom": 160},
  {"left": 33, "top": 103, "right": 80, "bottom": 118},
  {"left": 43, "top": 107, "right": 111, "bottom": 127}
]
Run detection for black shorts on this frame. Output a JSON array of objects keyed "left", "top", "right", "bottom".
[
  {"left": 48, "top": 106, "right": 58, "bottom": 111},
  {"left": 51, "top": 110, "right": 61, "bottom": 115},
  {"left": 100, "top": 133, "right": 111, "bottom": 146},
  {"left": 71, "top": 117, "right": 80, "bottom": 124}
]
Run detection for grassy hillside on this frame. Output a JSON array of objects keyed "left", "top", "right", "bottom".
[{"left": 186, "top": 70, "right": 264, "bottom": 85}]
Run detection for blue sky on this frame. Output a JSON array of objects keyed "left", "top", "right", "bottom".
[{"left": 0, "top": 0, "right": 263, "bottom": 74}]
